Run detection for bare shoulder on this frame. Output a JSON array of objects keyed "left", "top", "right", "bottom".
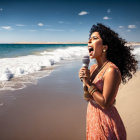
[
  {"left": 106, "top": 66, "right": 121, "bottom": 77},
  {"left": 104, "top": 65, "right": 121, "bottom": 83}
]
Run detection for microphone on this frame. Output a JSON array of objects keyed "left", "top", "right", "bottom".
[
  {"left": 81, "top": 56, "right": 90, "bottom": 82},
  {"left": 82, "top": 55, "right": 90, "bottom": 68}
]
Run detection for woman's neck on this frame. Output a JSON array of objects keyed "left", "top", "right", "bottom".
[{"left": 95, "top": 57, "right": 108, "bottom": 68}]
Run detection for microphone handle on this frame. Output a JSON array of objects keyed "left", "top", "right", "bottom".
[{"left": 81, "top": 66, "right": 88, "bottom": 87}]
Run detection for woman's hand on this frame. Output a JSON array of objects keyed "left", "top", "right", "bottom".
[{"left": 79, "top": 67, "right": 91, "bottom": 86}]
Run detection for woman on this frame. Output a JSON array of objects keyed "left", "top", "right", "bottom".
[{"left": 79, "top": 23, "right": 138, "bottom": 140}]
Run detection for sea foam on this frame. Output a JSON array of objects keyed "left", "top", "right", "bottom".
[{"left": 0, "top": 46, "right": 88, "bottom": 81}]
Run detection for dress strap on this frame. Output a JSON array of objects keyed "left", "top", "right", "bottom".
[{"left": 100, "top": 66, "right": 109, "bottom": 80}]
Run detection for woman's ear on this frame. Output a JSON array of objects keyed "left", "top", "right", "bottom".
[{"left": 103, "top": 45, "right": 108, "bottom": 51}]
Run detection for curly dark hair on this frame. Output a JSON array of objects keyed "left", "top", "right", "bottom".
[{"left": 89, "top": 23, "right": 138, "bottom": 84}]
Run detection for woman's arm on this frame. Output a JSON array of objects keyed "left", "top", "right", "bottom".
[{"left": 86, "top": 66, "right": 121, "bottom": 109}]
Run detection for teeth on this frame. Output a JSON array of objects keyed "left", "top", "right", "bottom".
[{"left": 88, "top": 47, "right": 94, "bottom": 52}]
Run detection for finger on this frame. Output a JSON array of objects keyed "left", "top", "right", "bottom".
[
  {"left": 80, "top": 71, "right": 85, "bottom": 74},
  {"left": 79, "top": 72, "right": 84, "bottom": 76},
  {"left": 79, "top": 73, "right": 87, "bottom": 78},
  {"left": 81, "top": 67, "right": 87, "bottom": 70},
  {"left": 79, "top": 75, "right": 86, "bottom": 78},
  {"left": 80, "top": 69, "right": 86, "bottom": 72},
  {"left": 82, "top": 70, "right": 89, "bottom": 74},
  {"left": 79, "top": 73, "right": 84, "bottom": 77},
  {"left": 80, "top": 67, "right": 86, "bottom": 70},
  {"left": 79, "top": 74, "right": 83, "bottom": 77}
]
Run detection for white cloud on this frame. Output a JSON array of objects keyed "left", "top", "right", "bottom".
[
  {"left": 103, "top": 16, "right": 111, "bottom": 20},
  {"left": 78, "top": 11, "right": 89, "bottom": 16},
  {"left": 45, "top": 28, "right": 64, "bottom": 32},
  {"left": 107, "top": 9, "right": 111, "bottom": 13},
  {"left": 119, "top": 26, "right": 124, "bottom": 28},
  {"left": 0, "top": 8, "right": 3, "bottom": 11},
  {"left": 16, "top": 24, "right": 25, "bottom": 27},
  {"left": 1, "top": 26, "right": 12, "bottom": 30},
  {"left": 38, "top": 23, "right": 44, "bottom": 26},
  {"left": 128, "top": 25, "right": 136, "bottom": 29}
]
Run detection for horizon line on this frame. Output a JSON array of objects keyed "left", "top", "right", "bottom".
[
  {"left": 0, "top": 42, "right": 88, "bottom": 44},
  {"left": 0, "top": 42, "right": 140, "bottom": 45}
]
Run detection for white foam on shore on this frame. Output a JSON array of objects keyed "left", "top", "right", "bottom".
[
  {"left": 0, "top": 46, "right": 88, "bottom": 82},
  {"left": 133, "top": 46, "right": 140, "bottom": 57},
  {"left": 132, "top": 46, "right": 140, "bottom": 69}
]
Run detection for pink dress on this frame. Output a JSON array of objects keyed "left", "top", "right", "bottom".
[{"left": 86, "top": 62, "right": 126, "bottom": 140}]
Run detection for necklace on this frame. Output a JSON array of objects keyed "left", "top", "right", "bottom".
[
  {"left": 96, "top": 60, "right": 109, "bottom": 75},
  {"left": 90, "top": 60, "right": 109, "bottom": 82}
]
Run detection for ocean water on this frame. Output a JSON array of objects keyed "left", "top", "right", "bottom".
[
  {"left": 0, "top": 44, "right": 139, "bottom": 91},
  {"left": 0, "top": 44, "right": 89, "bottom": 91}
]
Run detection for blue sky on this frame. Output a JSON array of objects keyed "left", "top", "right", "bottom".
[{"left": 0, "top": 0, "right": 140, "bottom": 43}]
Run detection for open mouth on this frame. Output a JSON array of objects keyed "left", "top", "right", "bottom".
[{"left": 88, "top": 46, "right": 94, "bottom": 53}]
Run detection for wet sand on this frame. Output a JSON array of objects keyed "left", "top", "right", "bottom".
[
  {"left": 0, "top": 60, "right": 140, "bottom": 140},
  {"left": 0, "top": 61, "right": 87, "bottom": 140}
]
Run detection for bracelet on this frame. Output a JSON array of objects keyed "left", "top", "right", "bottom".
[
  {"left": 90, "top": 88, "right": 98, "bottom": 96},
  {"left": 88, "top": 85, "right": 98, "bottom": 96},
  {"left": 88, "top": 85, "right": 96, "bottom": 93}
]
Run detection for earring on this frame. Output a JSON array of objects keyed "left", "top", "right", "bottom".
[{"left": 103, "top": 49, "right": 106, "bottom": 52}]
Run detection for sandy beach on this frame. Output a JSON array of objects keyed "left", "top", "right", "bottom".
[
  {"left": 0, "top": 60, "right": 140, "bottom": 140},
  {"left": 116, "top": 70, "right": 140, "bottom": 140}
]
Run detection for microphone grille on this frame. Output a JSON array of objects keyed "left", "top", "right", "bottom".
[{"left": 82, "top": 56, "right": 90, "bottom": 67}]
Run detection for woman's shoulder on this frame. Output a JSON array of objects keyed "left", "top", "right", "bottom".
[
  {"left": 108, "top": 62, "right": 120, "bottom": 70},
  {"left": 107, "top": 62, "right": 121, "bottom": 76}
]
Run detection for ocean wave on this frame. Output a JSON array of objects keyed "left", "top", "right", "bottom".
[
  {"left": 0, "top": 46, "right": 88, "bottom": 81},
  {"left": 0, "top": 45, "right": 139, "bottom": 91}
]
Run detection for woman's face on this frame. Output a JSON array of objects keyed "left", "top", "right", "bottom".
[{"left": 88, "top": 32, "right": 104, "bottom": 59}]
